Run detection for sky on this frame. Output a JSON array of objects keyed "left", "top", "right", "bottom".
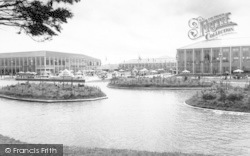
[{"left": 1, "top": 0, "right": 250, "bottom": 64}]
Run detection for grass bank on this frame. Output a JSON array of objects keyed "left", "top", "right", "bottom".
[
  {"left": 186, "top": 82, "right": 250, "bottom": 113},
  {"left": 0, "top": 134, "right": 208, "bottom": 156},
  {"left": 0, "top": 82, "right": 106, "bottom": 100}
]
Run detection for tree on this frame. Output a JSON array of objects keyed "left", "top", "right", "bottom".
[{"left": 0, "top": 0, "right": 80, "bottom": 41}]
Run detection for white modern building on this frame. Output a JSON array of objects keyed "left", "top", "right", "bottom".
[{"left": 176, "top": 38, "right": 250, "bottom": 74}]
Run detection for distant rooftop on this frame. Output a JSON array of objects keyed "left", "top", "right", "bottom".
[{"left": 178, "top": 37, "right": 250, "bottom": 50}]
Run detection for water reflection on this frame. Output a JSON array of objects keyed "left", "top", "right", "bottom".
[{"left": 0, "top": 80, "right": 249, "bottom": 156}]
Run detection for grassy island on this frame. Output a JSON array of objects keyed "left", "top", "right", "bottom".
[
  {"left": 0, "top": 82, "right": 106, "bottom": 101},
  {"left": 108, "top": 76, "right": 213, "bottom": 88},
  {"left": 186, "top": 82, "right": 250, "bottom": 112}
]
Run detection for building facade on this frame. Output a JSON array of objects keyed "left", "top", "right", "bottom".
[
  {"left": 98, "top": 64, "right": 119, "bottom": 71},
  {"left": 119, "top": 56, "right": 176, "bottom": 71},
  {"left": 0, "top": 51, "right": 101, "bottom": 75},
  {"left": 177, "top": 38, "right": 250, "bottom": 74}
]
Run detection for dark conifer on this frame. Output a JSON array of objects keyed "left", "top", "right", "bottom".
[{"left": 0, "top": 0, "right": 80, "bottom": 41}]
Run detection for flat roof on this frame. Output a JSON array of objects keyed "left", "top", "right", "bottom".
[
  {"left": 178, "top": 37, "right": 250, "bottom": 50},
  {"left": 0, "top": 50, "right": 100, "bottom": 61}
]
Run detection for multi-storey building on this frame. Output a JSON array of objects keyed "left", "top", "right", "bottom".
[
  {"left": 119, "top": 56, "right": 176, "bottom": 71},
  {"left": 0, "top": 51, "right": 101, "bottom": 75},
  {"left": 176, "top": 38, "right": 250, "bottom": 74}
]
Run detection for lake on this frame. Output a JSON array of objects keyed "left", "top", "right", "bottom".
[{"left": 0, "top": 80, "right": 249, "bottom": 156}]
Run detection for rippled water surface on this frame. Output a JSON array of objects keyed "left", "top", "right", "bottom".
[{"left": 0, "top": 80, "right": 250, "bottom": 156}]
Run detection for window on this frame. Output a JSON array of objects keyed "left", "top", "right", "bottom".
[
  {"left": 41, "top": 57, "right": 44, "bottom": 65},
  {"left": 212, "top": 49, "right": 220, "bottom": 62},
  {"left": 59, "top": 58, "right": 61, "bottom": 65},
  {"left": 186, "top": 50, "right": 193, "bottom": 62},
  {"left": 24, "top": 58, "right": 28, "bottom": 66},
  {"left": 242, "top": 47, "right": 250, "bottom": 61},
  {"left": 36, "top": 57, "right": 40, "bottom": 66},
  {"left": 204, "top": 49, "right": 211, "bottom": 63},
  {"left": 20, "top": 58, "right": 23, "bottom": 66},
  {"left": 178, "top": 50, "right": 184, "bottom": 62},
  {"left": 232, "top": 48, "right": 239, "bottom": 62},
  {"left": 50, "top": 58, "right": 53, "bottom": 65},
  {"left": 243, "top": 47, "right": 249, "bottom": 51},
  {"left": 222, "top": 48, "right": 230, "bottom": 62},
  {"left": 46, "top": 58, "right": 49, "bottom": 65}
]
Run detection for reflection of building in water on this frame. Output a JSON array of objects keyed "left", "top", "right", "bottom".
[
  {"left": 176, "top": 38, "right": 250, "bottom": 74},
  {"left": 119, "top": 56, "right": 176, "bottom": 71},
  {"left": 0, "top": 51, "right": 101, "bottom": 75}
]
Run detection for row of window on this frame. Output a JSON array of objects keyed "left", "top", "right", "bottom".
[
  {"left": 178, "top": 48, "right": 250, "bottom": 63},
  {"left": 0, "top": 57, "right": 101, "bottom": 67}
]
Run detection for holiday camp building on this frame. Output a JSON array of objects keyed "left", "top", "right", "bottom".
[
  {"left": 176, "top": 38, "right": 250, "bottom": 74},
  {"left": 119, "top": 56, "right": 176, "bottom": 71},
  {"left": 0, "top": 51, "right": 101, "bottom": 75}
]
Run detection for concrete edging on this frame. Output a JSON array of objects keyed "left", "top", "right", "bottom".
[
  {"left": 0, "top": 94, "right": 108, "bottom": 103},
  {"left": 107, "top": 85, "right": 210, "bottom": 90},
  {"left": 183, "top": 100, "right": 250, "bottom": 114}
]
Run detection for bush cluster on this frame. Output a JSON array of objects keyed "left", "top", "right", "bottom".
[
  {"left": 188, "top": 82, "right": 250, "bottom": 112},
  {"left": 200, "top": 83, "right": 246, "bottom": 102},
  {"left": 201, "top": 90, "right": 217, "bottom": 100},
  {"left": 0, "top": 82, "right": 106, "bottom": 100},
  {"left": 227, "top": 91, "right": 244, "bottom": 101},
  {"left": 109, "top": 76, "right": 213, "bottom": 88}
]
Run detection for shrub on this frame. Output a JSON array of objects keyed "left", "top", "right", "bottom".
[
  {"left": 215, "top": 86, "right": 227, "bottom": 102},
  {"left": 201, "top": 91, "right": 217, "bottom": 100},
  {"left": 227, "top": 92, "right": 244, "bottom": 101},
  {"left": 218, "top": 92, "right": 227, "bottom": 102}
]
